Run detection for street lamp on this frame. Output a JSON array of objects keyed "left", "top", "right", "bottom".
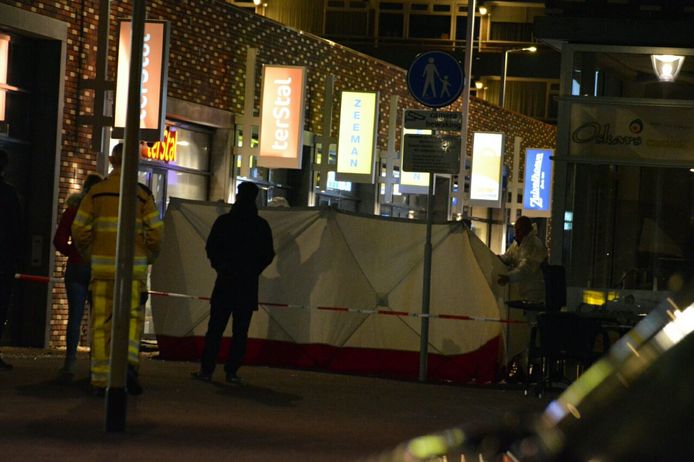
[{"left": 500, "top": 46, "right": 537, "bottom": 108}]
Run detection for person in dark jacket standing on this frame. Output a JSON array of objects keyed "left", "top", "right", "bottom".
[
  {"left": 0, "top": 149, "right": 22, "bottom": 371},
  {"left": 192, "top": 182, "right": 275, "bottom": 384}
]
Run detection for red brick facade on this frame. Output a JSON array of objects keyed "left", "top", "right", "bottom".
[{"left": 1, "top": 0, "right": 556, "bottom": 347}]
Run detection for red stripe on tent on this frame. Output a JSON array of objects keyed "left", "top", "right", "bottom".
[
  {"left": 317, "top": 306, "right": 350, "bottom": 312},
  {"left": 155, "top": 335, "right": 502, "bottom": 384},
  {"left": 377, "top": 310, "right": 410, "bottom": 317}
]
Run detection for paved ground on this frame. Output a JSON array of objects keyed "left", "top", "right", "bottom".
[{"left": 0, "top": 347, "right": 551, "bottom": 462}]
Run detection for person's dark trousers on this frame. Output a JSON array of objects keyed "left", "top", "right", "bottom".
[
  {"left": 200, "top": 300, "right": 253, "bottom": 376},
  {"left": 64, "top": 263, "right": 91, "bottom": 363},
  {"left": 0, "top": 273, "right": 12, "bottom": 341}
]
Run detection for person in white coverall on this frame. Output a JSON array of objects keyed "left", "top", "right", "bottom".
[{"left": 497, "top": 216, "right": 547, "bottom": 303}]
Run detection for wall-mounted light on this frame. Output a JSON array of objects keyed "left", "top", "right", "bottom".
[
  {"left": 479, "top": 4, "right": 488, "bottom": 15},
  {"left": 474, "top": 80, "right": 484, "bottom": 90},
  {"left": 651, "top": 54, "right": 685, "bottom": 82},
  {"left": 0, "top": 34, "right": 10, "bottom": 122}
]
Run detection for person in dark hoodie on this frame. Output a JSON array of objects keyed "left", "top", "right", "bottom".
[{"left": 192, "top": 182, "right": 275, "bottom": 384}]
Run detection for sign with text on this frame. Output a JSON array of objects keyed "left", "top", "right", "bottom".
[
  {"left": 258, "top": 65, "right": 307, "bottom": 169},
  {"left": 522, "top": 148, "right": 553, "bottom": 217},
  {"left": 0, "top": 34, "right": 9, "bottom": 121},
  {"left": 336, "top": 91, "right": 378, "bottom": 183},
  {"left": 469, "top": 132, "right": 504, "bottom": 208},
  {"left": 402, "top": 134, "right": 460, "bottom": 174},
  {"left": 141, "top": 126, "right": 178, "bottom": 163},
  {"left": 400, "top": 127, "right": 431, "bottom": 195},
  {"left": 404, "top": 110, "right": 462, "bottom": 131},
  {"left": 568, "top": 99, "right": 694, "bottom": 165},
  {"left": 114, "top": 20, "right": 169, "bottom": 142}
]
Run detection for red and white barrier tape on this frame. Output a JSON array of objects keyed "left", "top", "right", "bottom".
[{"left": 15, "top": 273, "right": 527, "bottom": 325}]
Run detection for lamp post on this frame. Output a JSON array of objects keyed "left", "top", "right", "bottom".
[{"left": 500, "top": 46, "right": 536, "bottom": 108}]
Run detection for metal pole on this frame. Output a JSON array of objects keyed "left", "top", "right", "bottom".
[
  {"left": 106, "top": 0, "right": 146, "bottom": 433},
  {"left": 418, "top": 175, "right": 434, "bottom": 382},
  {"left": 500, "top": 50, "right": 509, "bottom": 108},
  {"left": 457, "top": 0, "right": 475, "bottom": 217}
]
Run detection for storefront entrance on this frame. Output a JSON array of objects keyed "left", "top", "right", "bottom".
[{"left": 0, "top": 8, "right": 66, "bottom": 347}]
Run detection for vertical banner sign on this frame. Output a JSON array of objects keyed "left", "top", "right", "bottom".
[
  {"left": 470, "top": 132, "right": 504, "bottom": 208},
  {"left": 114, "top": 20, "right": 170, "bottom": 142},
  {"left": 336, "top": 91, "right": 378, "bottom": 183},
  {"left": 522, "top": 148, "right": 553, "bottom": 217},
  {"left": 0, "top": 34, "right": 9, "bottom": 121},
  {"left": 258, "top": 65, "right": 306, "bottom": 169},
  {"left": 400, "top": 127, "right": 431, "bottom": 194}
]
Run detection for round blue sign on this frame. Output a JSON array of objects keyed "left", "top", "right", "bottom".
[{"left": 407, "top": 51, "right": 464, "bottom": 108}]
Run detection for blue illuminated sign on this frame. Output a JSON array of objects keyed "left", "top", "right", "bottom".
[{"left": 522, "top": 149, "right": 553, "bottom": 217}]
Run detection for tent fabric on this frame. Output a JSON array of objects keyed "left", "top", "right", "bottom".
[{"left": 152, "top": 198, "right": 524, "bottom": 384}]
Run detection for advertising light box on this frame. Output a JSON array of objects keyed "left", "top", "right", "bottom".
[
  {"left": 470, "top": 132, "right": 504, "bottom": 208},
  {"left": 114, "top": 20, "right": 170, "bottom": 142},
  {"left": 336, "top": 91, "right": 378, "bottom": 183},
  {"left": 400, "top": 127, "right": 431, "bottom": 194},
  {"left": 258, "top": 65, "right": 307, "bottom": 169},
  {"left": 522, "top": 148, "right": 553, "bottom": 217}
]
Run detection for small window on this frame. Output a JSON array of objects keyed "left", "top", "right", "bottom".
[
  {"left": 411, "top": 3, "right": 428, "bottom": 11},
  {"left": 327, "top": 1, "right": 345, "bottom": 7},
  {"left": 410, "top": 14, "right": 450, "bottom": 39},
  {"left": 433, "top": 4, "right": 451, "bottom": 12},
  {"left": 379, "top": 13, "right": 404, "bottom": 37},
  {"left": 380, "top": 2, "right": 403, "bottom": 10},
  {"left": 349, "top": 1, "right": 367, "bottom": 8}
]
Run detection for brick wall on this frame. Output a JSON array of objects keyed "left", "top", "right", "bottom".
[{"left": 1, "top": 0, "right": 556, "bottom": 347}]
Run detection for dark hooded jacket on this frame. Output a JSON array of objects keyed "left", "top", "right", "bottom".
[{"left": 205, "top": 200, "right": 275, "bottom": 310}]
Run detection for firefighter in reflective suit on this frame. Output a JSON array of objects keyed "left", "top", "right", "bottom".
[{"left": 72, "top": 143, "right": 163, "bottom": 395}]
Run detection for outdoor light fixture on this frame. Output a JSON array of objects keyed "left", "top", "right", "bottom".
[
  {"left": 478, "top": 4, "right": 488, "bottom": 15},
  {"left": 500, "top": 46, "right": 537, "bottom": 108},
  {"left": 474, "top": 80, "right": 484, "bottom": 90},
  {"left": 651, "top": 54, "right": 685, "bottom": 82}
]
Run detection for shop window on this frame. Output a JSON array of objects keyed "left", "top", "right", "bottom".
[
  {"left": 489, "top": 22, "right": 533, "bottom": 42},
  {"left": 409, "top": 14, "right": 450, "bottom": 39},
  {"left": 326, "top": 11, "right": 369, "bottom": 36},
  {"left": 379, "top": 13, "right": 404, "bottom": 37},
  {"left": 455, "top": 15, "right": 481, "bottom": 41}
]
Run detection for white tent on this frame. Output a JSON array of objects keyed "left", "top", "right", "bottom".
[{"left": 152, "top": 198, "right": 529, "bottom": 384}]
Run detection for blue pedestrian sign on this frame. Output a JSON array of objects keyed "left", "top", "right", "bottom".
[{"left": 407, "top": 51, "right": 464, "bottom": 108}]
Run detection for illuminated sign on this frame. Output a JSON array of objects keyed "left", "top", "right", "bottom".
[
  {"left": 336, "top": 91, "right": 378, "bottom": 183},
  {"left": 470, "top": 132, "right": 504, "bottom": 208},
  {"left": 114, "top": 20, "right": 170, "bottom": 142},
  {"left": 522, "top": 148, "right": 553, "bottom": 217},
  {"left": 258, "top": 65, "right": 306, "bottom": 169},
  {"left": 0, "top": 34, "right": 9, "bottom": 121},
  {"left": 326, "top": 171, "right": 352, "bottom": 192},
  {"left": 141, "top": 127, "right": 178, "bottom": 163},
  {"left": 400, "top": 127, "right": 431, "bottom": 195}
]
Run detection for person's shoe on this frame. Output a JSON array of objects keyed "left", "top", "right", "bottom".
[
  {"left": 191, "top": 371, "right": 212, "bottom": 382},
  {"left": 0, "top": 356, "right": 12, "bottom": 371},
  {"left": 127, "top": 368, "right": 144, "bottom": 396},
  {"left": 225, "top": 373, "right": 244, "bottom": 385}
]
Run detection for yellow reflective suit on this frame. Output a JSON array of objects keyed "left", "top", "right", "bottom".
[{"left": 72, "top": 168, "right": 163, "bottom": 388}]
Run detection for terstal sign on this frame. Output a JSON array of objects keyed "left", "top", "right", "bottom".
[
  {"left": 258, "top": 65, "right": 307, "bottom": 169},
  {"left": 113, "top": 20, "right": 169, "bottom": 142}
]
